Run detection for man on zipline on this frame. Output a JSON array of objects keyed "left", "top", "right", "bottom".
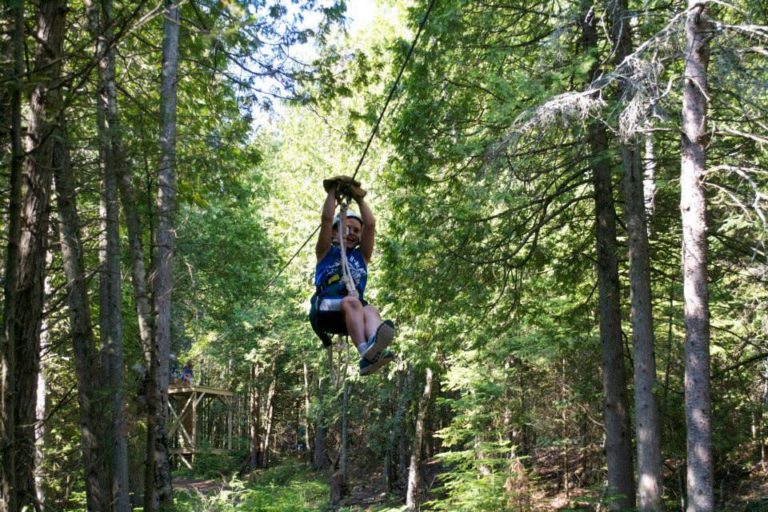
[{"left": 310, "top": 175, "right": 396, "bottom": 376}]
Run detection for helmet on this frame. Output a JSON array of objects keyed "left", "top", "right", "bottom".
[{"left": 333, "top": 211, "right": 363, "bottom": 228}]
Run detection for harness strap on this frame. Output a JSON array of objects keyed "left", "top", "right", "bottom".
[
  {"left": 309, "top": 293, "right": 334, "bottom": 348},
  {"left": 310, "top": 201, "right": 360, "bottom": 348},
  {"left": 337, "top": 203, "right": 359, "bottom": 299}
]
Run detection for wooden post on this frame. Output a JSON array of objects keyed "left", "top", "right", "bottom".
[
  {"left": 303, "top": 362, "right": 312, "bottom": 456},
  {"left": 340, "top": 342, "right": 350, "bottom": 481},
  {"left": 407, "top": 368, "right": 434, "bottom": 511},
  {"left": 227, "top": 396, "right": 232, "bottom": 451}
]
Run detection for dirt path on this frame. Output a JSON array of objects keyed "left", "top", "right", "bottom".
[{"left": 174, "top": 477, "right": 227, "bottom": 494}]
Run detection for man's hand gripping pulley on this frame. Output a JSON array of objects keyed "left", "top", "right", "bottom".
[{"left": 323, "top": 175, "right": 367, "bottom": 203}]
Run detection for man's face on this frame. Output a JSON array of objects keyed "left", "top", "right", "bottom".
[{"left": 333, "top": 218, "right": 363, "bottom": 248}]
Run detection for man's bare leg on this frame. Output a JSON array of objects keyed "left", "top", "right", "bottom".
[
  {"left": 362, "top": 305, "right": 383, "bottom": 340},
  {"left": 341, "top": 297, "right": 366, "bottom": 349}
]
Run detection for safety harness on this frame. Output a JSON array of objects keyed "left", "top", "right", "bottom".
[
  {"left": 336, "top": 203, "right": 360, "bottom": 299},
  {"left": 309, "top": 196, "right": 360, "bottom": 347}
]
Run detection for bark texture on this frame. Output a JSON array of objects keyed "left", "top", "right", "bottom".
[
  {"left": 148, "top": 2, "right": 181, "bottom": 507},
  {"left": 302, "top": 362, "right": 312, "bottom": 455},
  {"left": 312, "top": 363, "right": 330, "bottom": 471},
  {"left": 7, "top": 1, "right": 68, "bottom": 508},
  {"left": 581, "top": 1, "right": 635, "bottom": 507},
  {"left": 54, "top": 124, "right": 110, "bottom": 512},
  {"left": 262, "top": 365, "right": 278, "bottom": 467},
  {"left": 85, "top": 0, "right": 130, "bottom": 507},
  {"left": 607, "top": 0, "right": 664, "bottom": 508},
  {"left": 249, "top": 363, "right": 264, "bottom": 468},
  {"left": 681, "top": 2, "right": 714, "bottom": 511},
  {"left": 339, "top": 377, "right": 350, "bottom": 480},
  {"left": 35, "top": 270, "right": 53, "bottom": 507},
  {"left": 623, "top": 143, "right": 663, "bottom": 511},
  {"left": 1, "top": 2, "right": 25, "bottom": 510},
  {"left": 398, "top": 364, "right": 415, "bottom": 488},
  {"left": 406, "top": 368, "right": 433, "bottom": 511}
]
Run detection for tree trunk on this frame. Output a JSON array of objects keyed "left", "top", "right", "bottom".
[
  {"left": 339, "top": 378, "right": 350, "bottom": 481},
  {"left": 623, "top": 142, "right": 663, "bottom": 511},
  {"left": 560, "top": 358, "right": 570, "bottom": 498},
  {"left": 303, "top": 362, "right": 312, "bottom": 455},
  {"left": 35, "top": 350, "right": 46, "bottom": 510},
  {"left": 384, "top": 368, "right": 405, "bottom": 491},
  {"left": 249, "top": 363, "right": 263, "bottom": 469},
  {"left": 643, "top": 129, "right": 657, "bottom": 223},
  {"left": 143, "top": 333, "right": 159, "bottom": 511},
  {"left": 114, "top": 117, "right": 154, "bottom": 366},
  {"left": 581, "top": 1, "right": 635, "bottom": 508},
  {"left": 590, "top": 101, "right": 636, "bottom": 512},
  {"left": 1, "top": 2, "right": 25, "bottom": 510},
  {"left": 84, "top": 0, "right": 130, "bottom": 508},
  {"left": 53, "top": 122, "right": 110, "bottom": 512},
  {"left": 313, "top": 423, "right": 328, "bottom": 470},
  {"left": 339, "top": 344, "right": 351, "bottom": 482},
  {"left": 94, "top": 3, "right": 155, "bottom": 366},
  {"left": 6, "top": 2, "right": 69, "bottom": 508},
  {"left": 606, "top": 0, "right": 664, "bottom": 509},
  {"left": 254, "top": 364, "right": 261, "bottom": 468},
  {"left": 261, "top": 361, "right": 278, "bottom": 468},
  {"left": 313, "top": 372, "right": 329, "bottom": 471},
  {"left": 406, "top": 368, "right": 433, "bottom": 511},
  {"left": 330, "top": 471, "right": 348, "bottom": 508},
  {"left": 148, "top": 1, "right": 180, "bottom": 508},
  {"left": 121, "top": 158, "right": 155, "bottom": 366},
  {"left": 398, "top": 364, "right": 415, "bottom": 489},
  {"left": 35, "top": 264, "right": 53, "bottom": 509},
  {"left": 761, "top": 359, "right": 768, "bottom": 471},
  {"left": 98, "top": 87, "right": 127, "bottom": 512},
  {"left": 681, "top": 2, "right": 714, "bottom": 511}
]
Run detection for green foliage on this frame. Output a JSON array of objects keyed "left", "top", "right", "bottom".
[
  {"left": 174, "top": 452, "right": 245, "bottom": 481},
  {"left": 64, "top": 491, "right": 89, "bottom": 512},
  {"left": 11, "top": 0, "right": 768, "bottom": 507},
  {"left": 427, "top": 443, "right": 524, "bottom": 512},
  {"left": 175, "top": 462, "right": 328, "bottom": 512}
]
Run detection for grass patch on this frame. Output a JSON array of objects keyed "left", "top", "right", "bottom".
[
  {"left": 337, "top": 506, "right": 406, "bottom": 512},
  {"left": 173, "top": 451, "right": 244, "bottom": 481},
  {"left": 175, "top": 460, "right": 328, "bottom": 511},
  {"left": 173, "top": 460, "right": 409, "bottom": 511}
]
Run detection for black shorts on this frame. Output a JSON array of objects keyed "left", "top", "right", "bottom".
[
  {"left": 309, "top": 294, "right": 369, "bottom": 343},
  {"left": 315, "top": 310, "right": 347, "bottom": 335}
]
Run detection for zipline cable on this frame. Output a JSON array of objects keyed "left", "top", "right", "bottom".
[
  {"left": 350, "top": 0, "right": 437, "bottom": 182},
  {"left": 266, "top": 224, "right": 320, "bottom": 290},
  {"left": 267, "top": 0, "right": 437, "bottom": 289}
]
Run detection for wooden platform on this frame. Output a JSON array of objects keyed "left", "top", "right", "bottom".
[
  {"left": 168, "top": 384, "right": 234, "bottom": 468},
  {"left": 169, "top": 383, "right": 234, "bottom": 397}
]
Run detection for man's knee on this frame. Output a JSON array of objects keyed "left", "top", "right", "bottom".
[{"left": 341, "top": 296, "right": 363, "bottom": 312}]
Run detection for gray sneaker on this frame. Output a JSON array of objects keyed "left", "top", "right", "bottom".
[
  {"left": 361, "top": 320, "right": 395, "bottom": 362},
  {"left": 360, "top": 350, "right": 395, "bottom": 376}
]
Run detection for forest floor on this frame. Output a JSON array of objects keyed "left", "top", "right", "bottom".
[
  {"left": 172, "top": 455, "right": 590, "bottom": 511},
  {"left": 175, "top": 476, "right": 227, "bottom": 494},
  {"left": 171, "top": 454, "right": 768, "bottom": 511},
  {"left": 173, "top": 455, "right": 405, "bottom": 511}
]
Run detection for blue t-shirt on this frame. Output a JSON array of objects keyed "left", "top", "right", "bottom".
[{"left": 315, "top": 245, "right": 367, "bottom": 300}]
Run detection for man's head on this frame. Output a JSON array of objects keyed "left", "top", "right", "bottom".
[{"left": 332, "top": 211, "right": 364, "bottom": 248}]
